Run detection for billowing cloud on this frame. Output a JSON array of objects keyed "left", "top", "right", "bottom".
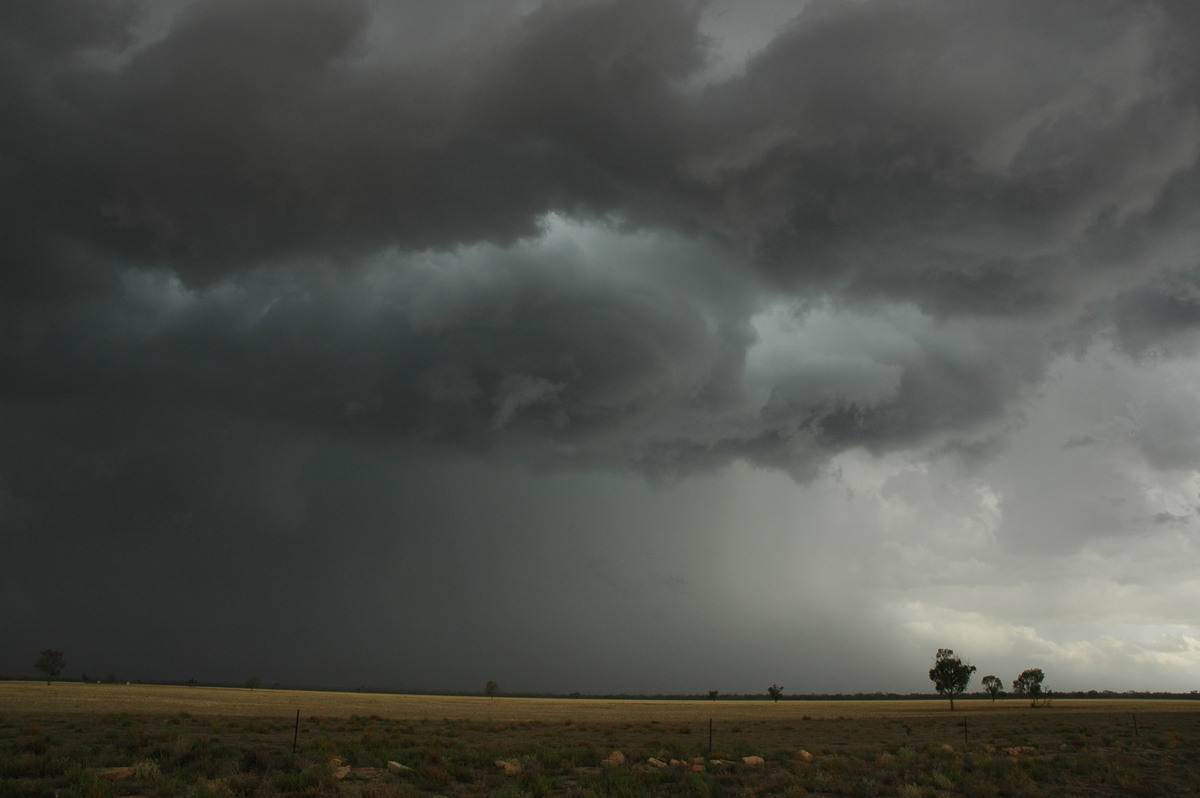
[
  {"left": 7, "top": 0, "right": 1200, "bottom": 472},
  {"left": 3, "top": 0, "right": 1200, "bottom": 693}
]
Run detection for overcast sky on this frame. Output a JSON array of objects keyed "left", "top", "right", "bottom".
[{"left": 4, "top": 0, "right": 1200, "bottom": 696}]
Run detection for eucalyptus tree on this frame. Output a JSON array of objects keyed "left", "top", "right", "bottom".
[
  {"left": 981, "top": 674, "right": 1004, "bottom": 702},
  {"left": 1012, "top": 668, "right": 1046, "bottom": 706},
  {"left": 928, "top": 648, "right": 976, "bottom": 710}
]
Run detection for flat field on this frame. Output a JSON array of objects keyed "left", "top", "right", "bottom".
[{"left": 2, "top": 682, "right": 1199, "bottom": 796}]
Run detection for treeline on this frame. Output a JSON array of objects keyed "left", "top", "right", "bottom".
[{"left": 489, "top": 690, "right": 1200, "bottom": 702}]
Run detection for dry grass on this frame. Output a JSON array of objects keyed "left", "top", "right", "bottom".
[
  {"left": 4, "top": 681, "right": 1194, "bottom": 721},
  {"left": 3, "top": 681, "right": 1199, "bottom": 796}
]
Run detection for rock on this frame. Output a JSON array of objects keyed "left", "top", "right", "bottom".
[
  {"left": 99, "top": 767, "right": 136, "bottom": 780},
  {"left": 669, "top": 759, "right": 687, "bottom": 767},
  {"left": 691, "top": 757, "right": 705, "bottom": 766},
  {"left": 1002, "top": 746, "right": 1036, "bottom": 757},
  {"left": 647, "top": 758, "right": 667, "bottom": 768},
  {"left": 601, "top": 751, "right": 626, "bottom": 767},
  {"left": 386, "top": 761, "right": 411, "bottom": 772},
  {"left": 796, "top": 750, "right": 814, "bottom": 762},
  {"left": 691, "top": 764, "right": 705, "bottom": 772},
  {"left": 741, "top": 756, "right": 765, "bottom": 766},
  {"left": 329, "top": 758, "right": 343, "bottom": 767},
  {"left": 333, "top": 766, "right": 351, "bottom": 780},
  {"left": 940, "top": 744, "right": 954, "bottom": 753},
  {"left": 495, "top": 760, "right": 523, "bottom": 776}
]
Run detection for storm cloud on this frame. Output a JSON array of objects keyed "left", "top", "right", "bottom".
[{"left": 3, "top": 0, "right": 1200, "bottom": 693}]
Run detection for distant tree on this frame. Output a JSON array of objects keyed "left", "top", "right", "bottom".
[
  {"left": 485, "top": 680, "right": 499, "bottom": 699},
  {"left": 767, "top": 684, "right": 784, "bottom": 703},
  {"left": 708, "top": 690, "right": 719, "bottom": 701},
  {"left": 185, "top": 678, "right": 198, "bottom": 687},
  {"left": 928, "top": 648, "right": 976, "bottom": 710},
  {"left": 1012, "top": 668, "right": 1046, "bottom": 706},
  {"left": 981, "top": 674, "right": 1003, "bottom": 702},
  {"left": 244, "top": 676, "right": 262, "bottom": 690},
  {"left": 34, "top": 650, "right": 65, "bottom": 685},
  {"left": 103, "top": 671, "right": 118, "bottom": 684},
  {"left": 80, "top": 672, "right": 90, "bottom": 683}
]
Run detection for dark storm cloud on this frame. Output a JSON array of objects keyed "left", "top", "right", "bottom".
[
  {"left": 2, "top": 242, "right": 755, "bottom": 472},
  {"left": 7, "top": 0, "right": 1200, "bottom": 492},
  {"left": 1109, "top": 268, "right": 1200, "bottom": 356},
  {"left": 1, "top": 0, "right": 707, "bottom": 294},
  {"left": 6, "top": 0, "right": 1200, "bottom": 476},
  {"left": 687, "top": 0, "right": 1200, "bottom": 312},
  {"left": 5, "top": 0, "right": 1200, "bottom": 487},
  {"left": 5, "top": 0, "right": 1193, "bottom": 303},
  {"left": 0, "top": 0, "right": 137, "bottom": 53},
  {"left": 6, "top": 0, "right": 1200, "bottom": 692}
]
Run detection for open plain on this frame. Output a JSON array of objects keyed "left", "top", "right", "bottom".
[{"left": 2, "top": 682, "right": 1199, "bottom": 796}]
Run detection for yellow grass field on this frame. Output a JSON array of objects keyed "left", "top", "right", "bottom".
[{"left": 2, "top": 680, "right": 1194, "bottom": 722}]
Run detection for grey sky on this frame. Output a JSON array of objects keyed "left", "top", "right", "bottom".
[{"left": 3, "top": 0, "right": 1200, "bottom": 694}]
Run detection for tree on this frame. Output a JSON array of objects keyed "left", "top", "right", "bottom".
[
  {"left": 707, "top": 690, "right": 719, "bottom": 701},
  {"left": 485, "top": 680, "right": 499, "bottom": 699},
  {"left": 34, "top": 650, "right": 65, "bottom": 685},
  {"left": 981, "top": 674, "right": 1003, "bottom": 702},
  {"left": 1012, "top": 668, "right": 1046, "bottom": 707},
  {"left": 244, "top": 676, "right": 262, "bottom": 690},
  {"left": 767, "top": 684, "right": 784, "bottom": 703},
  {"left": 928, "top": 648, "right": 976, "bottom": 710}
]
